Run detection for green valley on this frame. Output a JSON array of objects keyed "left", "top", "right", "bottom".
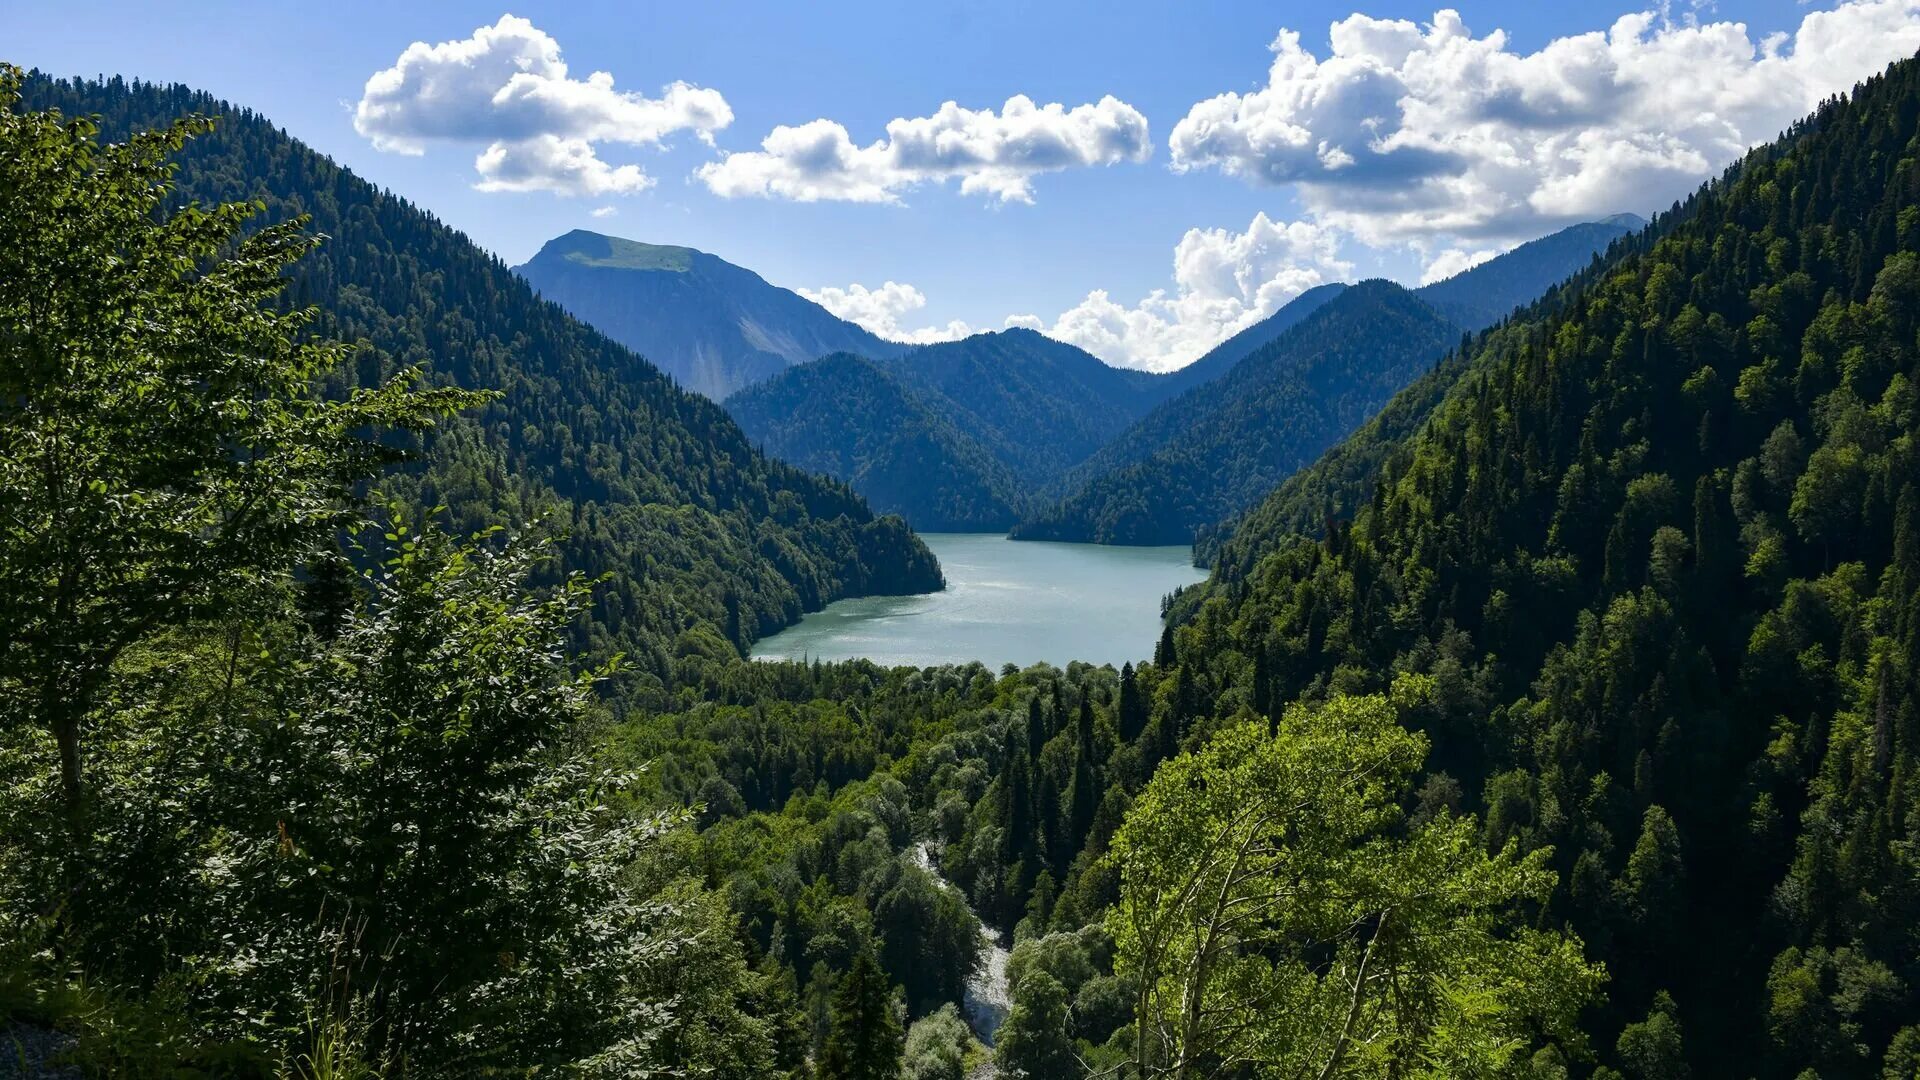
[{"left": 6, "top": 13, "right": 1920, "bottom": 1080}]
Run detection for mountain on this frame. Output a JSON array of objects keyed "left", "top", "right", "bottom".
[
  {"left": 19, "top": 74, "right": 941, "bottom": 685},
  {"left": 1192, "top": 222, "right": 1659, "bottom": 564},
  {"left": 882, "top": 328, "right": 1177, "bottom": 490},
  {"left": 1414, "top": 214, "right": 1643, "bottom": 330},
  {"left": 725, "top": 329, "right": 1175, "bottom": 530},
  {"left": 1159, "top": 282, "right": 1349, "bottom": 397},
  {"left": 1013, "top": 282, "right": 1459, "bottom": 544},
  {"left": 1015, "top": 216, "right": 1646, "bottom": 546},
  {"left": 724, "top": 354, "right": 1027, "bottom": 531},
  {"left": 1161, "top": 58, "right": 1920, "bottom": 1074},
  {"left": 515, "top": 229, "right": 907, "bottom": 400}
]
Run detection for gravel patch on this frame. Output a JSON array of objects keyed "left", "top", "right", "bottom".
[{"left": 0, "top": 1024, "right": 81, "bottom": 1080}]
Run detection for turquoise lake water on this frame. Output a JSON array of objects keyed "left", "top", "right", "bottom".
[{"left": 750, "top": 532, "right": 1208, "bottom": 668}]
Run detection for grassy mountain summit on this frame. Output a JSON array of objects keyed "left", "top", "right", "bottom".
[
  {"left": 536, "top": 229, "right": 698, "bottom": 272},
  {"left": 16, "top": 74, "right": 941, "bottom": 686},
  {"left": 516, "top": 229, "right": 908, "bottom": 399}
]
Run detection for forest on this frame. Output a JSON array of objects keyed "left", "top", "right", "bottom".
[{"left": 4, "top": 36, "right": 1920, "bottom": 1080}]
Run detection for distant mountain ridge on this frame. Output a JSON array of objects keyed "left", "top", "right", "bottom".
[
  {"left": 725, "top": 353, "right": 1030, "bottom": 531},
  {"left": 515, "top": 230, "right": 907, "bottom": 400},
  {"left": 1011, "top": 215, "right": 1641, "bottom": 546},
  {"left": 883, "top": 328, "right": 1177, "bottom": 489},
  {"left": 1414, "top": 215, "right": 1643, "bottom": 330},
  {"left": 725, "top": 329, "right": 1177, "bottom": 529},
  {"left": 1012, "top": 281, "right": 1460, "bottom": 545},
  {"left": 1159, "top": 282, "right": 1349, "bottom": 398}
]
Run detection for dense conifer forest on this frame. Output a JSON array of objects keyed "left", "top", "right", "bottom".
[
  {"left": 6, "top": 39, "right": 1920, "bottom": 1080},
  {"left": 723, "top": 353, "right": 1031, "bottom": 531},
  {"left": 14, "top": 72, "right": 941, "bottom": 701},
  {"left": 1012, "top": 281, "right": 1463, "bottom": 545}
]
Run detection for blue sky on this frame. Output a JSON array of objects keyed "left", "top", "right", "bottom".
[{"left": 10, "top": 0, "right": 1918, "bottom": 369}]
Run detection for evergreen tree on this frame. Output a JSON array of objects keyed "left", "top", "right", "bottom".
[
  {"left": 1117, "top": 662, "right": 1147, "bottom": 742},
  {"left": 820, "top": 951, "right": 905, "bottom": 1080}
]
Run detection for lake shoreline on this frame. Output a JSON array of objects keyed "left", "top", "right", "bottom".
[{"left": 751, "top": 533, "right": 1207, "bottom": 669}]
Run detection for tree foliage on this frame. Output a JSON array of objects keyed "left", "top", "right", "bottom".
[{"left": 1108, "top": 687, "right": 1600, "bottom": 1078}]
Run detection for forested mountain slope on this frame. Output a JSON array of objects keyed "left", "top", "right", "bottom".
[
  {"left": 882, "top": 328, "right": 1175, "bottom": 490},
  {"left": 1415, "top": 215, "right": 1643, "bottom": 330},
  {"left": 724, "top": 353, "right": 1028, "bottom": 530},
  {"left": 20, "top": 74, "right": 941, "bottom": 686},
  {"left": 1018, "top": 218, "right": 1639, "bottom": 547},
  {"left": 1154, "top": 60, "right": 1920, "bottom": 1076},
  {"left": 1013, "top": 281, "right": 1461, "bottom": 544},
  {"left": 515, "top": 229, "right": 907, "bottom": 400},
  {"left": 1156, "top": 281, "right": 1348, "bottom": 397},
  {"left": 724, "top": 329, "right": 1176, "bottom": 529}
]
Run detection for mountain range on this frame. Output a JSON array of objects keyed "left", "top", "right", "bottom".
[
  {"left": 19, "top": 75, "right": 941, "bottom": 680},
  {"left": 669, "top": 216, "right": 1634, "bottom": 539},
  {"left": 18, "top": 44, "right": 1920, "bottom": 1080},
  {"left": 516, "top": 230, "right": 908, "bottom": 400}
]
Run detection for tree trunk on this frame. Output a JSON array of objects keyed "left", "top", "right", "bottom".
[{"left": 46, "top": 677, "right": 90, "bottom": 932}]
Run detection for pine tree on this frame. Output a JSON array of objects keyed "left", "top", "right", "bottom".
[
  {"left": 820, "top": 951, "right": 904, "bottom": 1080},
  {"left": 1117, "top": 663, "right": 1147, "bottom": 742}
]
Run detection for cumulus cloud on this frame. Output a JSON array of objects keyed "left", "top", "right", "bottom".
[
  {"left": 699, "top": 95, "right": 1150, "bottom": 204},
  {"left": 1008, "top": 214, "right": 1353, "bottom": 371},
  {"left": 355, "top": 14, "right": 731, "bottom": 196},
  {"left": 474, "top": 135, "right": 653, "bottom": 194},
  {"left": 589, "top": 205, "right": 618, "bottom": 218},
  {"left": 1419, "top": 246, "right": 1498, "bottom": 284},
  {"left": 1170, "top": 0, "right": 1920, "bottom": 244},
  {"left": 799, "top": 281, "right": 976, "bottom": 344}
]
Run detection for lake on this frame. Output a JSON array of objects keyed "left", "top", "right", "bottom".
[{"left": 751, "top": 532, "right": 1209, "bottom": 668}]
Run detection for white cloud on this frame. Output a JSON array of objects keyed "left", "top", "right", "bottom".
[
  {"left": 589, "top": 205, "right": 618, "bottom": 218},
  {"left": 799, "top": 281, "right": 975, "bottom": 344},
  {"left": 1008, "top": 214, "right": 1352, "bottom": 371},
  {"left": 474, "top": 135, "right": 653, "bottom": 195},
  {"left": 1419, "top": 246, "right": 1498, "bottom": 284},
  {"left": 354, "top": 14, "right": 731, "bottom": 196},
  {"left": 1170, "top": 0, "right": 1920, "bottom": 245},
  {"left": 699, "top": 95, "right": 1150, "bottom": 204}
]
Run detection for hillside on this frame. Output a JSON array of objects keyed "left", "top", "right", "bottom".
[
  {"left": 880, "top": 328, "right": 1175, "bottom": 491},
  {"left": 1157, "top": 281, "right": 1349, "bottom": 397},
  {"left": 18, "top": 74, "right": 941, "bottom": 683},
  {"left": 1015, "top": 217, "right": 1642, "bottom": 548},
  {"left": 725, "top": 329, "right": 1175, "bottom": 530},
  {"left": 1013, "top": 281, "right": 1460, "bottom": 544},
  {"left": 515, "top": 229, "right": 908, "bottom": 400},
  {"left": 1415, "top": 214, "right": 1643, "bottom": 330},
  {"left": 1151, "top": 58, "right": 1920, "bottom": 1074},
  {"left": 724, "top": 353, "right": 1028, "bottom": 531},
  {"left": 1192, "top": 223, "right": 1664, "bottom": 564}
]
